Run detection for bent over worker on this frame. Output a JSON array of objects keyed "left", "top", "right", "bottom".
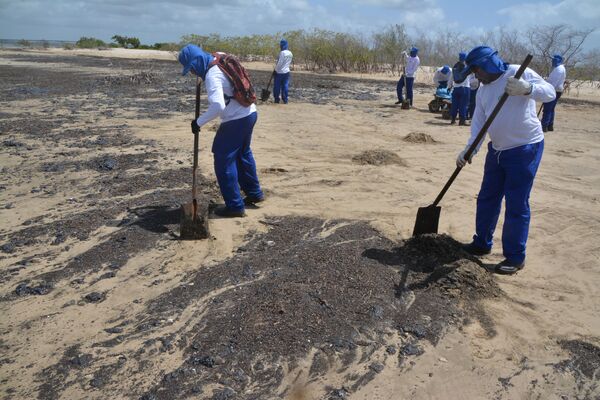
[
  {"left": 455, "top": 46, "right": 555, "bottom": 275},
  {"left": 433, "top": 65, "right": 452, "bottom": 89},
  {"left": 396, "top": 47, "right": 420, "bottom": 105},
  {"left": 541, "top": 54, "right": 566, "bottom": 132},
  {"left": 179, "top": 44, "right": 264, "bottom": 218}
]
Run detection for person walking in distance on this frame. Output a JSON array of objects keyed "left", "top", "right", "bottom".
[
  {"left": 541, "top": 54, "right": 566, "bottom": 132},
  {"left": 273, "top": 39, "right": 293, "bottom": 104}
]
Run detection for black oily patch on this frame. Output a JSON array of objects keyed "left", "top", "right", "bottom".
[
  {"left": 134, "top": 216, "right": 502, "bottom": 400},
  {"left": 555, "top": 339, "right": 600, "bottom": 381}
]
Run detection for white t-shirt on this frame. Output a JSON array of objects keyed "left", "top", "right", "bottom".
[
  {"left": 547, "top": 64, "right": 566, "bottom": 92},
  {"left": 433, "top": 68, "right": 452, "bottom": 84},
  {"left": 468, "top": 65, "right": 556, "bottom": 152},
  {"left": 196, "top": 66, "right": 256, "bottom": 127},
  {"left": 405, "top": 55, "right": 420, "bottom": 78},
  {"left": 275, "top": 50, "right": 293, "bottom": 74}
]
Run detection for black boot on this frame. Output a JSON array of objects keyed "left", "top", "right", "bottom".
[
  {"left": 548, "top": 124, "right": 554, "bottom": 131},
  {"left": 213, "top": 206, "right": 246, "bottom": 218},
  {"left": 542, "top": 125, "right": 548, "bottom": 132},
  {"left": 450, "top": 118, "right": 456, "bottom": 125},
  {"left": 459, "top": 118, "right": 466, "bottom": 126}
]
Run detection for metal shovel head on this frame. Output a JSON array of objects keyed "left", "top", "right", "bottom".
[
  {"left": 180, "top": 199, "right": 210, "bottom": 240},
  {"left": 260, "top": 88, "right": 270, "bottom": 102},
  {"left": 413, "top": 204, "right": 441, "bottom": 236},
  {"left": 401, "top": 100, "right": 410, "bottom": 110}
]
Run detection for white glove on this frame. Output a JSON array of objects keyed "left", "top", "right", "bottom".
[
  {"left": 505, "top": 76, "right": 533, "bottom": 96},
  {"left": 456, "top": 147, "right": 475, "bottom": 168},
  {"left": 402, "top": 50, "right": 408, "bottom": 56}
]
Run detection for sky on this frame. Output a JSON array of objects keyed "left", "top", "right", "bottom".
[{"left": 0, "top": 0, "right": 599, "bottom": 49}]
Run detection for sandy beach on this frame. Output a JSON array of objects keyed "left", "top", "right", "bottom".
[{"left": 1, "top": 48, "right": 599, "bottom": 400}]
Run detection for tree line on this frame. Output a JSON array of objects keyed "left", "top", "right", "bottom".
[{"left": 50, "top": 24, "right": 598, "bottom": 81}]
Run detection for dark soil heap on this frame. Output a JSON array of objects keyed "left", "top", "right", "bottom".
[
  {"left": 133, "top": 217, "right": 500, "bottom": 400},
  {"left": 352, "top": 150, "right": 407, "bottom": 166}
]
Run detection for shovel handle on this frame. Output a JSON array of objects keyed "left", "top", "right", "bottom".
[
  {"left": 192, "top": 78, "right": 201, "bottom": 216},
  {"left": 266, "top": 70, "right": 275, "bottom": 90},
  {"left": 432, "top": 54, "right": 533, "bottom": 207}
]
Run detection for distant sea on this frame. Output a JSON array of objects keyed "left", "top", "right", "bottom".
[{"left": 0, "top": 39, "right": 76, "bottom": 48}]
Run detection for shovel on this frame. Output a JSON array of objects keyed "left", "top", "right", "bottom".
[
  {"left": 413, "top": 54, "right": 533, "bottom": 236},
  {"left": 180, "top": 78, "right": 210, "bottom": 240},
  {"left": 261, "top": 70, "right": 275, "bottom": 102},
  {"left": 401, "top": 64, "right": 410, "bottom": 110}
]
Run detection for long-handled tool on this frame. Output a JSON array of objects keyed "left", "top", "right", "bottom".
[
  {"left": 180, "top": 78, "right": 210, "bottom": 240},
  {"left": 401, "top": 63, "right": 410, "bottom": 110},
  {"left": 261, "top": 70, "right": 275, "bottom": 102},
  {"left": 412, "top": 54, "right": 533, "bottom": 236}
]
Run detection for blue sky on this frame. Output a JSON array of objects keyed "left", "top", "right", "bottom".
[{"left": 0, "top": 0, "right": 598, "bottom": 49}]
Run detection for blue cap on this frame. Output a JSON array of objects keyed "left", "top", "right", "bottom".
[
  {"left": 459, "top": 52, "right": 467, "bottom": 61},
  {"left": 410, "top": 47, "right": 418, "bottom": 57},
  {"left": 280, "top": 39, "right": 288, "bottom": 50},
  {"left": 441, "top": 65, "right": 450, "bottom": 74},
  {"left": 453, "top": 46, "right": 508, "bottom": 83},
  {"left": 178, "top": 44, "right": 215, "bottom": 80}
]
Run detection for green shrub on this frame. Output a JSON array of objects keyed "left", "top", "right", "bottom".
[
  {"left": 76, "top": 37, "right": 106, "bottom": 48},
  {"left": 17, "top": 39, "right": 31, "bottom": 48}
]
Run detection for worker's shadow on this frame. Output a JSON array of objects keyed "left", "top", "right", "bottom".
[
  {"left": 127, "top": 205, "right": 180, "bottom": 237},
  {"left": 423, "top": 119, "right": 452, "bottom": 126}
]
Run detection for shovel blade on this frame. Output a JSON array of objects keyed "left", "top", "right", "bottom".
[
  {"left": 180, "top": 200, "right": 210, "bottom": 240},
  {"left": 260, "top": 89, "right": 271, "bottom": 102},
  {"left": 413, "top": 205, "right": 441, "bottom": 236}
]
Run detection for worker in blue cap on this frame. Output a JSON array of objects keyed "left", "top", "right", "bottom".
[
  {"left": 179, "top": 44, "right": 264, "bottom": 218},
  {"left": 450, "top": 52, "right": 471, "bottom": 125},
  {"left": 273, "top": 39, "right": 293, "bottom": 104},
  {"left": 433, "top": 65, "right": 452, "bottom": 89},
  {"left": 541, "top": 54, "right": 566, "bottom": 132},
  {"left": 396, "top": 47, "right": 420, "bottom": 106},
  {"left": 455, "top": 46, "right": 556, "bottom": 275}
]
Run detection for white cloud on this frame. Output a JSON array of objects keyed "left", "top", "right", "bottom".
[{"left": 498, "top": 0, "right": 600, "bottom": 28}]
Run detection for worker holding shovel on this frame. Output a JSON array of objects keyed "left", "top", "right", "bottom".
[
  {"left": 273, "top": 39, "right": 293, "bottom": 104},
  {"left": 395, "top": 47, "right": 420, "bottom": 106},
  {"left": 179, "top": 44, "right": 264, "bottom": 218},
  {"left": 455, "top": 46, "right": 555, "bottom": 275}
]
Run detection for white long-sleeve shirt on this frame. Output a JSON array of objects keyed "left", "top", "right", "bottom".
[
  {"left": 469, "top": 77, "right": 480, "bottom": 91},
  {"left": 405, "top": 55, "right": 420, "bottom": 78},
  {"left": 275, "top": 50, "right": 293, "bottom": 74},
  {"left": 196, "top": 66, "right": 256, "bottom": 127},
  {"left": 433, "top": 68, "right": 452, "bottom": 85},
  {"left": 468, "top": 65, "right": 556, "bottom": 152},
  {"left": 546, "top": 64, "right": 566, "bottom": 92}
]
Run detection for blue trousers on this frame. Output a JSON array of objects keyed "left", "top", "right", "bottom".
[
  {"left": 468, "top": 88, "right": 478, "bottom": 119},
  {"left": 273, "top": 72, "right": 290, "bottom": 103},
  {"left": 437, "top": 81, "right": 448, "bottom": 89},
  {"left": 541, "top": 91, "right": 562, "bottom": 128},
  {"left": 473, "top": 141, "right": 544, "bottom": 264},
  {"left": 212, "top": 112, "right": 263, "bottom": 211},
  {"left": 396, "top": 76, "right": 414, "bottom": 105},
  {"left": 450, "top": 87, "right": 470, "bottom": 120}
]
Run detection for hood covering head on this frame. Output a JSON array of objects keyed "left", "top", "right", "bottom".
[
  {"left": 454, "top": 46, "right": 508, "bottom": 83},
  {"left": 409, "top": 47, "right": 419, "bottom": 57},
  {"left": 280, "top": 39, "right": 288, "bottom": 50},
  {"left": 459, "top": 52, "right": 467, "bottom": 61},
  {"left": 178, "top": 44, "right": 215, "bottom": 80},
  {"left": 441, "top": 65, "right": 450, "bottom": 74},
  {"left": 552, "top": 54, "right": 563, "bottom": 68}
]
